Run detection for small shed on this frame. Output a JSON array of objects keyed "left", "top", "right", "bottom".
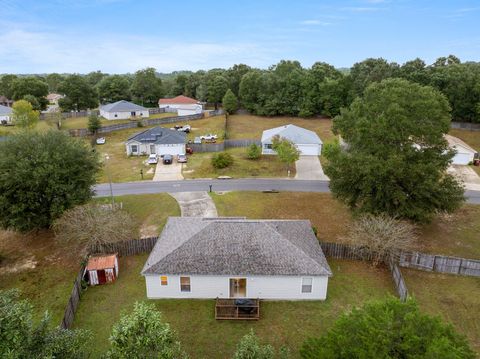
[{"left": 86, "top": 254, "right": 119, "bottom": 285}]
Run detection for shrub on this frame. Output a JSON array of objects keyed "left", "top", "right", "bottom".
[
  {"left": 212, "top": 152, "right": 234, "bottom": 169},
  {"left": 247, "top": 143, "right": 261, "bottom": 160}
]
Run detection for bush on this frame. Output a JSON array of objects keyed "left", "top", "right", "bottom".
[
  {"left": 247, "top": 143, "right": 261, "bottom": 160},
  {"left": 212, "top": 152, "right": 234, "bottom": 169}
]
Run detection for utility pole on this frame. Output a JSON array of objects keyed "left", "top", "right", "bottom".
[{"left": 105, "top": 154, "right": 115, "bottom": 209}]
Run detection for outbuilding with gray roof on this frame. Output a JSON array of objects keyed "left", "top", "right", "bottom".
[
  {"left": 125, "top": 126, "right": 186, "bottom": 156},
  {"left": 142, "top": 217, "right": 332, "bottom": 300},
  {"left": 0, "top": 104, "right": 13, "bottom": 124},
  {"left": 99, "top": 100, "right": 149, "bottom": 120}
]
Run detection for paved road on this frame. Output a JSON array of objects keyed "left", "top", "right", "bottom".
[{"left": 94, "top": 179, "right": 480, "bottom": 204}]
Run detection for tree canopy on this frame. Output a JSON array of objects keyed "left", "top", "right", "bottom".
[
  {"left": 10, "top": 76, "right": 49, "bottom": 110},
  {"left": 222, "top": 88, "right": 238, "bottom": 114},
  {"left": 300, "top": 297, "right": 475, "bottom": 359},
  {"left": 58, "top": 74, "right": 98, "bottom": 111},
  {"left": 11, "top": 99, "right": 39, "bottom": 129},
  {"left": 97, "top": 74, "right": 132, "bottom": 103},
  {"left": 131, "top": 67, "right": 163, "bottom": 107},
  {"left": 0, "top": 131, "right": 100, "bottom": 231},
  {"left": 325, "top": 78, "right": 464, "bottom": 222}
]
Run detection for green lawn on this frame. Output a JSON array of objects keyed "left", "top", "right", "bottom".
[
  {"left": 226, "top": 114, "right": 336, "bottom": 143},
  {"left": 60, "top": 112, "right": 177, "bottom": 130},
  {"left": 73, "top": 256, "right": 394, "bottom": 358},
  {"left": 211, "top": 191, "right": 480, "bottom": 258},
  {"left": 0, "top": 194, "right": 179, "bottom": 325},
  {"left": 183, "top": 147, "right": 294, "bottom": 179},
  {"left": 0, "top": 120, "right": 52, "bottom": 136},
  {"left": 403, "top": 268, "right": 480, "bottom": 353}
]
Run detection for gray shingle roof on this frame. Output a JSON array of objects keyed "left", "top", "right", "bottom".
[
  {"left": 261, "top": 124, "right": 322, "bottom": 145},
  {"left": 142, "top": 217, "right": 332, "bottom": 277},
  {"left": 126, "top": 126, "right": 186, "bottom": 145},
  {"left": 0, "top": 104, "right": 13, "bottom": 116},
  {"left": 100, "top": 100, "right": 147, "bottom": 113}
]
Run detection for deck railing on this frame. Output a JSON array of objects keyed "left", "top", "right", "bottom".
[{"left": 215, "top": 298, "right": 260, "bottom": 320}]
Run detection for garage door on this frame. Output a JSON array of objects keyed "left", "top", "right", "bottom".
[
  {"left": 452, "top": 152, "right": 473, "bottom": 165},
  {"left": 156, "top": 144, "right": 186, "bottom": 156},
  {"left": 296, "top": 144, "right": 320, "bottom": 156}
]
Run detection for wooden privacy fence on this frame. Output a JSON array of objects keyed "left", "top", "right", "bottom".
[
  {"left": 398, "top": 250, "right": 480, "bottom": 277},
  {"left": 388, "top": 259, "right": 409, "bottom": 301},
  {"left": 60, "top": 236, "right": 159, "bottom": 329},
  {"left": 189, "top": 139, "right": 262, "bottom": 153},
  {"left": 451, "top": 122, "right": 480, "bottom": 131}
]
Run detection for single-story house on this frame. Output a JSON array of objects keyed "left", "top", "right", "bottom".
[
  {"left": 261, "top": 124, "right": 323, "bottom": 156},
  {"left": 125, "top": 126, "right": 186, "bottom": 156},
  {"left": 0, "top": 104, "right": 13, "bottom": 124},
  {"left": 445, "top": 134, "right": 478, "bottom": 165},
  {"left": 46, "top": 93, "right": 64, "bottom": 105},
  {"left": 0, "top": 96, "right": 13, "bottom": 107},
  {"left": 99, "top": 100, "right": 149, "bottom": 120},
  {"left": 85, "top": 254, "right": 119, "bottom": 286},
  {"left": 158, "top": 95, "right": 203, "bottom": 116},
  {"left": 142, "top": 217, "right": 332, "bottom": 300}
]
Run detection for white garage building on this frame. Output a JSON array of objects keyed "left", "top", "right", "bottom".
[
  {"left": 158, "top": 95, "right": 203, "bottom": 116},
  {"left": 445, "top": 135, "right": 478, "bottom": 165},
  {"left": 125, "top": 126, "right": 186, "bottom": 156},
  {"left": 142, "top": 217, "right": 332, "bottom": 300},
  {"left": 0, "top": 104, "right": 13, "bottom": 124},
  {"left": 100, "top": 100, "right": 149, "bottom": 120},
  {"left": 261, "top": 124, "right": 323, "bottom": 156}
]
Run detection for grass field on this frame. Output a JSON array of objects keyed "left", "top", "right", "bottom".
[
  {"left": 0, "top": 194, "right": 179, "bottom": 325},
  {"left": 211, "top": 191, "right": 480, "bottom": 258},
  {"left": 183, "top": 147, "right": 294, "bottom": 179},
  {"left": 403, "top": 268, "right": 480, "bottom": 353},
  {"left": 226, "top": 114, "right": 336, "bottom": 143},
  {"left": 73, "top": 256, "right": 394, "bottom": 358},
  {"left": 60, "top": 112, "right": 177, "bottom": 130}
]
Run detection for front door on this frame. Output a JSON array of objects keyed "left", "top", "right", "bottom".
[
  {"left": 97, "top": 270, "right": 106, "bottom": 284},
  {"left": 131, "top": 111, "right": 136, "bottom": 117},
  {"left": 150, "top": 144, "right": 156, "bottom": 154},
  {"left": 229, "top": 278, "right": 246, "bottom": 298}
]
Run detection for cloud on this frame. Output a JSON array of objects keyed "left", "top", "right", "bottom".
[
  {"left": 0, "top": 28, "right": 276, "bottom": 73},
  {"left": 299, "top": 20, "right": 332, "bottom": 26}
]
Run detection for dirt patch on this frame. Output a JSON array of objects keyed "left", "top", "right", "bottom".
[
  {"left": 0, "top": 257, "right": 37, "bottom": 274},
  {"left": 140, "top": 224, "right": 158, "bottom": 238}
]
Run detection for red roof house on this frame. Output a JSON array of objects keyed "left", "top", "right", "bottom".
[{"left": 158, "top": 95, "right": 203, "bottom": 116}]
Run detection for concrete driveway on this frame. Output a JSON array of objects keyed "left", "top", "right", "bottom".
[
  {"left": 448, "top": 165, "right": 480, "bottom": 190},
  {"left": 295, "top": 156, "right": 329, "bottom": 180},
  {"left": 170, "top": 192, "right": 218, "bottom": 217},
  {"left": 153, "top": 161, "right": 184, "bottom": 181}
]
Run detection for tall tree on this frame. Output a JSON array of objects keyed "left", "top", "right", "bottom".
[
  {"left": 207, "top": 75, "right": 229, "bottom": 109},
  {"left": 348, "top": 58, "right": 399, "bottom": 99},
  {"left": 85, "top": 70, "right": 107, "bottom": 87},
  {"left": 300, "top": 297, "right": 475, "bottom": 359},
  {"left": 239, "top": 70, "right": 264, "bottom": 112},
  {"left": 106, "top": 301, "right": 185, "bottom": 359},
  {"left": 222, "top": 89, "right": 238, "bottom": 114},
  {"left": 325, "top": 78, "right": 464, "bottom": 222},
  {"left": 0, "top": 131, "right": 100, "bottom": 231},
  {"left": 97, "top": 75, "right": 132, "bottom": 103},
  {"left": 226, "top": 63, "right": 251, "bottom": 96},
  {"left": 10, "top": 77, "right": 49, "bottom": 110},
  {"left": 0, "top": 289, "right": 91, "bottom": 359},
  {"left": 11, "top": 99, "right": 39, "bottom": 129},
  {"left": 130, "top": 67, "right": 163, "bottom": 107},
  {"left": 58, "top": 74, "right": 98, "bottom": 111},
  {"left": 0, "top": 74, "right": 18, "bottom": 98},
  {"left": 45, "top": 73, "right": 65, "bottom": 93}
]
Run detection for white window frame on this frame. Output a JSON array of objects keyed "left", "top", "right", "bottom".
[
  {"left": 180, "top": 276, "right": 191, "bottom": 292},
  {"left": 301, "top": 277, "right": 313, "bottom": 293},
  {"left": 131, "top": 145, "right": 138, "bottom": 154}
]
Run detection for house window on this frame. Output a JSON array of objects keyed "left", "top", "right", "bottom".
[
  {"left": 264, "top": 144, "right": 272, "bottom": 149},
  {"left": 180, "top": 276, "right": 191, "bottom": 292},
  {"left": 302, "top": 278, "right": 312, "bottom": 293},
  {"left": 131, "top": 145, "right": 138, "bottom": 154},
  {"left": 161, "top": 276, "right": 168, "bottom": 286}
]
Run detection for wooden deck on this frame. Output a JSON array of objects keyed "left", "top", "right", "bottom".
[{"left": 215, "top": 298, "right": 260, "bottom": 320}]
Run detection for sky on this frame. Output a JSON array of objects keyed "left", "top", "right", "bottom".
[{"left": 0, "top": 0, "right": 479, "bottom": 74}]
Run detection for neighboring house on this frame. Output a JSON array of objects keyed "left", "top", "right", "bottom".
[
  {"left": 445, "top": 135, "right": 478, "bottom": 165},
  {"left": 125, "top": 126, "right": 186, "bottom": 156},
  {"left": 100, "top": 100, "right": 149, "bottom": 120},
  {"left": 85, "top": 254, "right": 119, "bottom": 286},
  {"left": 46, "top": 93, "right": 64, "bottom": 105},
  {"left": 0, "top": 104, "right": 13, "bottom": 124},
  {"left": 261, "top": 124, "right": 323, "bottom": 156},
  {"left": 158, "top": 95, "right": 203, "bottom": 116},
  {"left": 142, "top": 217, "right": 332, "bottom": 300},
  {"left": 0, "top": 96, "right": 13, "bottom": 107}
]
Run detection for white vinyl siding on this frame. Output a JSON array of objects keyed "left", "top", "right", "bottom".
[
  {"left": 100, "top": 109, "right": 149, "bottom": 120},
  {"left": 145, "top": 274, "right": 328, "bottom": 300},
  {"left": 159, "top": 103, "right": 203, "bottom": 116},
  {"left": 126, "top": 142, "right": 185, "bottom": 156}
]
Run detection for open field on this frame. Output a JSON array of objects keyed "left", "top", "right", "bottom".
[
  {"left": 73, "top": 256, "right": 394, "bottom": 358},
  {"left": 226, "top": 114, "right": 336, "bottom": 143},
  {"left": 449, "top": 128, "right": 480, "bottom": 175},
  {"left": 183, "top": 147, "right": 293, "bottom": 179},
  {"left": 60, "top": 112, "right": 176, "bottom": 130},
  {"left": 211, "top": 191, "right": 480, "bottom": 258},
  {"left": 0, "top": 120, "right": 52, "bottom": 135},
  {"left": 403, "top": 268, "right": 480, "bottom": 353},
  {"left": 0, "top": 194, "right": 179, "bottom": 324}
]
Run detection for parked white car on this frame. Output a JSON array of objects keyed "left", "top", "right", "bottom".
[
  {"left": 96, "top": 137, "right": 106, "bottom": 145},
  {"left": 177, "top": 125, "right": 191, "bottom": 133},
  {"left": 147, "top": 154, "right": 158, "bottom": 165},
  {"left": 200, "top": 133, "right": 218, "bottom": 141}
]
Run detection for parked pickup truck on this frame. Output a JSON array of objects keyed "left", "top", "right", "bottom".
[
  {"left": 173, "top": 125, "right": 191, "bottom": 133},
  {"left": 200, "top": 133, "right": 218, "bottom": 141}
]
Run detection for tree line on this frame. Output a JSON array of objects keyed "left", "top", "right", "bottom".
[{"left": 0, "top": 54, "right": 479, "bottom": 122}]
